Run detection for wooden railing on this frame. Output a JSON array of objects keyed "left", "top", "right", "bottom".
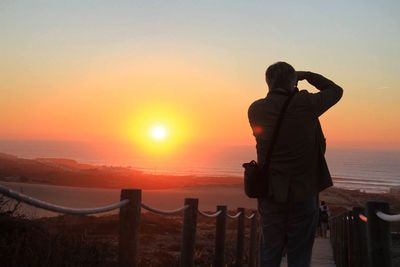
[
  {"left": 0, "top": 185, "right": 259, "bottom": 267},
  {"left": 329, "top": 201, "right": 398, "bottom": 267}
]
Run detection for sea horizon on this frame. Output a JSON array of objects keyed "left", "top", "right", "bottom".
[{"left": 1, "top": 139, "right": 399, "bottom": 193}]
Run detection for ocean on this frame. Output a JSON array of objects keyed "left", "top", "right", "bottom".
[{"left": 0, "top": 140, "right": 399, "bottom": 193}]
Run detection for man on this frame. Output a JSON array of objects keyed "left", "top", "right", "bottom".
[
  {"left": 319, "top": 200, "right": 330, "bottom": 238},
  {"left": 247, "top": 62, "right": 343, "bottom": 267}
]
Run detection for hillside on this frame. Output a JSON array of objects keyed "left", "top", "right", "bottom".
[{"left": 0, "top": 153, "right": 241, "bottom": 190}]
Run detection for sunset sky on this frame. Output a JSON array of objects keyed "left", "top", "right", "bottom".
[{"left": 1, "top": 1, "right": 400, "bottom": 161}]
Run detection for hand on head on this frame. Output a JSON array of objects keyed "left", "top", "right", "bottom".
[{"left": 296, "top": 71, "right": 308, "bottom": 81}]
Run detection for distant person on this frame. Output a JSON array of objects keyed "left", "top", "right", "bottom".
[
  {"left": 319, "top": 200, "right": 330, "bottom": 238},
  {"left": 247, "top": 62, "right": 343, "bottom": 267}
]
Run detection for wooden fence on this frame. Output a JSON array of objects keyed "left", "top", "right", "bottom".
[
  {"left": 329, "top": 201, "right": 399, "bottom": 267},
  {"left": 0, "top": 185, "right": 259, "bottom": 267}
]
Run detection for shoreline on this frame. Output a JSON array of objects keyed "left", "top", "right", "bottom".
[
  {"left": 1, "top": 152, "right": 399, "bottom": 194},
  {"left": 1, "top": 152, "right": 399, "bottom": 218}
]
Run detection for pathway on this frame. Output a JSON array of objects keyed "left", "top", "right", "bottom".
[{"left": 280, "top": 237, "right": 336, "bottom": 267}]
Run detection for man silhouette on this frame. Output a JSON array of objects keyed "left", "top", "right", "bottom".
[{"left": 247, "top": 62, "right": 343, "bottom": 267}]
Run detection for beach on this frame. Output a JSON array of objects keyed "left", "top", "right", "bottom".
[
  {"left": 2, "top": 154, "right": 400, "bottom": 266},
  {"left": 1, "top": 142, "right": 399, "bottom": 194},
  {"left": 2, "top": 181, "right": 400, "bottom": 219}
]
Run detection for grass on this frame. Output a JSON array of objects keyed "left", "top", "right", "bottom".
[{"left": 0, "top": 209, "right": 256, "bottom": 267}]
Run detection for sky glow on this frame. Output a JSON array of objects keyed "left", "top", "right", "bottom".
[{"left": 1, "top": 1, "right": 399, "bottom": 153}]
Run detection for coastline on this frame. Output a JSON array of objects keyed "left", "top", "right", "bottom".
[{"left": 1, "top": 152, "right": 399, "bottom": 219}]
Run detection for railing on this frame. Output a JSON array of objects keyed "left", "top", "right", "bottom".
[
  {"left": 0, "top": 185, "right": 259, "bottom": 267},
  {"left": 329, "top": 201, "right": 399, "bottom": 267}
]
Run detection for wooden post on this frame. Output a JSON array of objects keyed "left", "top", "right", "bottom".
[
  {"left": 119, "top": 189, "right": 141, "bottom": 267},
  {"left": 248, "top": 212, "right": 258, "bottom": 267},
  {"left": 235, "top": 207, "right": 245, "bottom": 267},
  {"left": 336, "top": 217, "right": 340, "bottom": 265},
  {"left": 340, "top": 214, "right": 345, "bottom": 267},
  {"left": 329, "top": 218, "right": 335, "bottom": 263},
  {"left": 336, "top": 216, "right": 341, "bottom": 267},
  {"left": 213, "top": 205, "right": 227, "bottom": 267},
  {"left": 360, "top": 209, "right": 369, "bottom": 267},
  {"left": 330, "top": 217, "right": 336, "bottom": 264},
  {"left": 352, "top": 207, "right": 364, "bottom": 267},
  {"left": 180, "top": 198, "right": 199, "bottom": 267},
  {"left": 343, "top": 214, "right": 349, "bottom": 267},
  {"left": 366, "top": 201, "right": 393, "bottom": 267},
  {"left": 347, "top": 211, "right": 353, "bottom": 267},
  {"left": 334, "top": 216, "right": 339, "bottom": 265}
]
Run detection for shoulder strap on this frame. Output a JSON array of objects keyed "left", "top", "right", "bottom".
[{"left": 262, "top": 92, "right": 295, "bottom": 171}]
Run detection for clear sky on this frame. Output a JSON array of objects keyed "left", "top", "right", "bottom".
[{"left": 1, "top": 1, "right": 400, "bottom": 158}]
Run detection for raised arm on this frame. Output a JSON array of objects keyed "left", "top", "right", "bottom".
[{"left": 297, "top": 71, "right": 343, "bottom": 117}]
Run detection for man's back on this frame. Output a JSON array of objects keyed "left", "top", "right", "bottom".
[
  {"left": 248, "top": 72, "right": 343, "bottom": 202},
  {"left": 251, "top": 62, "right": 343, "bottom": 267}
]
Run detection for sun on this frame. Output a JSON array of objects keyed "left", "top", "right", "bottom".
[
  {"left": 150, "top": 125, "right": 167, "bottom": 141},
  {"left": 126, "top": 105, "right": 193, "bottom": 155}
]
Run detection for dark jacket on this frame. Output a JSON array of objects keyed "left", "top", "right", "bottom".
[{"left": 248, "top": 72, "right": 343, "bottom": 202}]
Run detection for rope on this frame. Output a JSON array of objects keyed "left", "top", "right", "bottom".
[
  {"left": 246, "top": 213, "right": 256, "bottom": 219},
  {"left": 376, "top": 211, "right": 400, "bottom": 222},
  {"left": 0, "top": 184, "right": 129, "bottom": 215},
  {"left": 141, "top": 203, "right": 188, "bottom": 215},
  {"left": 198, "top": 210, "right": 222, "bottom": 218},
  {"left": 226, "top": 211, "right": 242, "bottom": 219},
  {"left": 0, "top": 184, "right": 262, "bottom": 221}
]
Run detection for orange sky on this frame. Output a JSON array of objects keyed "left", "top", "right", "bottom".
[{"left": 1, "top": 1, "right": 400, "bottom": 156}]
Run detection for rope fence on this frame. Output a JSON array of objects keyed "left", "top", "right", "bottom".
[
  {"left": 141, "top": 203, "right": 189, "bottom": 215},
  {"left": 198, "top": 209, "right": 222, "bottom": 218},
  {"left": 226, "top": 211, "right": 242, "bottom": 219},
  {"left": 0, "top": 184, "right": 130, "bottom": 215},
  {"left": 356, "top": 210, "right": 400, "bottom": 223},
  {"left": 329, "top": 201, "right": 399, "bottom": 267},
  {"left": 0, "top": 184, "right": 259, "bottom": 267},
  {"left": 4, "top": 182, "right": 400, "bottom": 267},
  {"left": 376, "top": 211, "right": 400, "bottom": 222},
  {"left": 246, "top": 213, "right": 256, "bottom": 219},
  {"left": 198, "top": 209, "right": 256, "bottom": 220}
]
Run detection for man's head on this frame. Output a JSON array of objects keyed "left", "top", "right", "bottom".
[{"left": 265, "top": 62, "right": 297, "bottom": 92}]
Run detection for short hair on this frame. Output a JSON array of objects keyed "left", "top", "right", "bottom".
[{"left": 265, "top": 62, "right": 296, "bottom": 90}]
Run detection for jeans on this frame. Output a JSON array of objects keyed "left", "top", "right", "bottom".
[{"left": 258, "top": 195, "right": 318, "bottom": 267}]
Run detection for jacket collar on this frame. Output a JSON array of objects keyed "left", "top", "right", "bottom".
[{"left": 267, "top": 88, "right": 293, "bottom": 97}]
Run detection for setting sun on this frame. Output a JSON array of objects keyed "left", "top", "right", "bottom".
[
  {"left": 125, "top": 104, "right": 193, "bottom": 156},
  {"left": 150, "top": 125, "right": 167, "bottom": 141}
]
